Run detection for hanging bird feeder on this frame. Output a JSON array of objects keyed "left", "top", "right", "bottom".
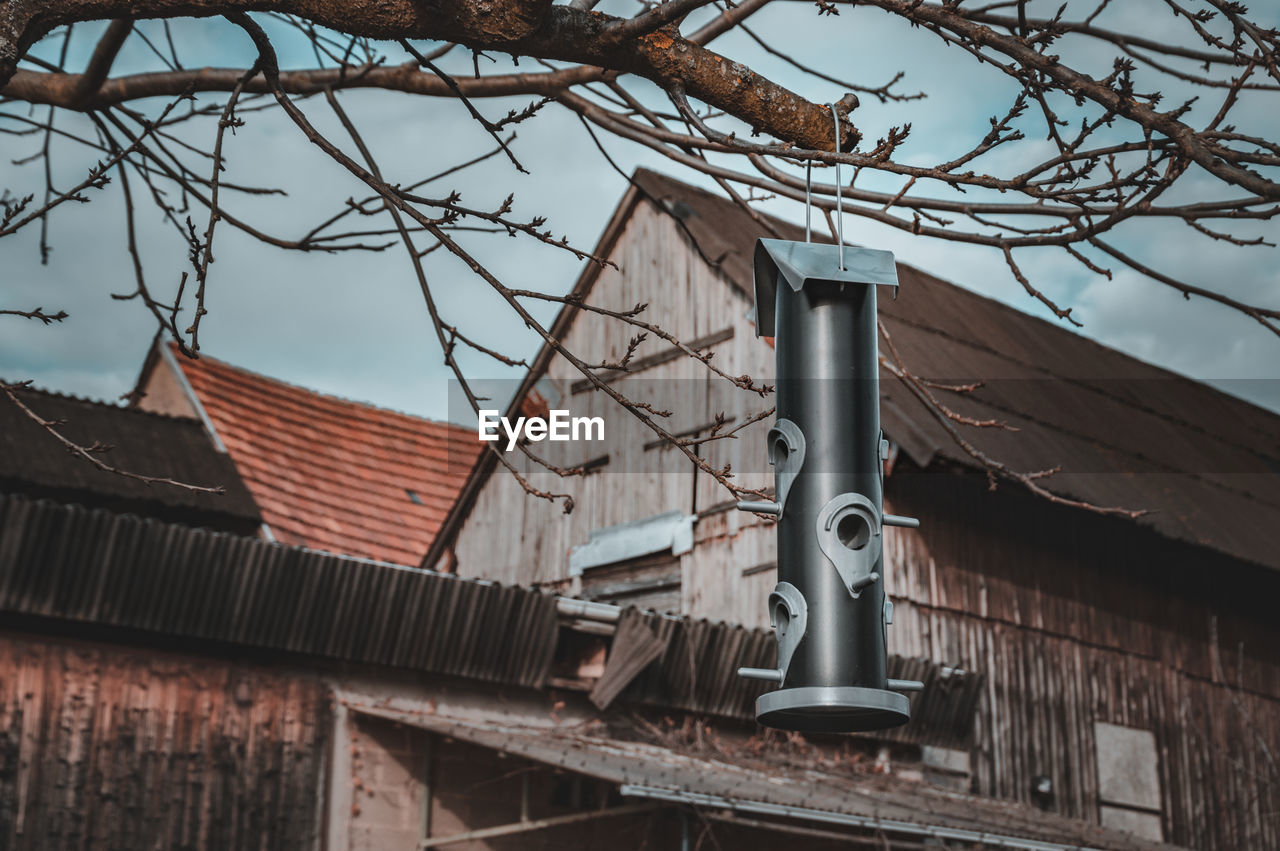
[{"left": 737, "top": 109, "right": 922, "bottom": 733}]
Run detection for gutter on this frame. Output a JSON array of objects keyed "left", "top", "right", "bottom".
[
  {"left": 555, "top": 597, "right": 621, "bottom": 624},
  {"left": 621, "top": 785, "right": 1111, "bottom": 851}
]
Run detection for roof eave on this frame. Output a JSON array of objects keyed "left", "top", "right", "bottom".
[{"left": 421, "top": 178, "right": 648, "bottom": 569}]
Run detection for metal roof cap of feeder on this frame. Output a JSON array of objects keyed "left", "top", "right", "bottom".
[{"left": 752, "top": 238, "right": 899, "bottom": 337}]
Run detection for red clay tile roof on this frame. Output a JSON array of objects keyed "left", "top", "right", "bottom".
[{"left": 172, "top": 349, "right": 478, "bottom": 565}]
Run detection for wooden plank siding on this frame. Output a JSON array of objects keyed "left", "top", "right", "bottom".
[
  {"left": 452, "top": 200, "right": 774, "bottom": 592},
  {"left": 448, "top": 191, "right": 1280, "bottom": 849},
  {"left": 879, "top": 470, "right": 1280, "bottom": 850},
  {"left": 0, "top": 632, "right": 327, "bottom": 850},
  {"left": 673, "top": 466, "right": 1280, "bottom": 848}
]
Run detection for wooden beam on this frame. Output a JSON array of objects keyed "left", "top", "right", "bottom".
[
  {"left": 570, "top": 327, "right": 735, "bottom": 394},
  {"left": 642, "top": 415, "right": 738, "bottom": 451},
  {"left": 702, "top": 811, "right": 933, "bottom": 849},
  {"left": 419, "top": 802, "right": 659, "bottom": 847}
]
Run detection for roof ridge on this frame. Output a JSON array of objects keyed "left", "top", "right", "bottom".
[
  {"left": 889, "top": 258, "right": 1238, "bottom": 388},
  {"left": 1, "top": 378, "right": 204, "bottom": 425},
  {"left": 192, "top": 369, "right": 472, "bottom": 439},
  {"left": 882, "top": 312, "right": 1280, "bottom": 465},
  {"left": 633, "top": 168, "right": 1280, "bottom": 429},
  {"left": 168, "top": 342, "right": 471, "bottom": 430}
]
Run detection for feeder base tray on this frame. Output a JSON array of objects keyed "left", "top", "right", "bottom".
[{"left": 756, "top": 686, "right": 910, "bottom": 733}]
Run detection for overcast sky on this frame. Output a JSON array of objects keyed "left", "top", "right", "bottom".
[{"left": 3, "top": 1, "right": 1278, "bottom": 422}]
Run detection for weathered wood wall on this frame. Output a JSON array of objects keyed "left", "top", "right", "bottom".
[
  {"left": 879, "top": 470, "right": 1280, "bottom": 850},
  {"left": 449, "top": 192, "right": 1280, "bottom": 850},
  {"left": 453, "top": 199, "right": 774, "bottom": 597},
  {"left": 0, "top": 632, "right": 328, "bottom": 850},
  {"left": 662, "top": 461, "right": 1280, "bottom": 849}
]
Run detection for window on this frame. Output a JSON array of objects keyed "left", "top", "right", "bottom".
[
  {"left": 568, "top": 511, "right": 692, "bottom": 614},
  {"left": 1095, "top": 722, "right": 1163, "bottom": 841},
  {"left": 580, "top": 551, "right": 681, "bottom": 613}
]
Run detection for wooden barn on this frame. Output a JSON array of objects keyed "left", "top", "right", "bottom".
[
  {"left": 1, "top": 387, "right": 1146, "bottom": 851},
  {"left": 425, "top": 169, "right": 1280, "bottom": 849},
  {"left": 0, "top": 168, "right": 1277, "bottom": 851}
]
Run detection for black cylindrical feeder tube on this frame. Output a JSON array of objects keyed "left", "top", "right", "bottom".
[
  {"left": 745, "top": 238, "right": 913, "bottom": 734},
  {"left": 774, "top": 278, "right": 886, "bottom": 691}
]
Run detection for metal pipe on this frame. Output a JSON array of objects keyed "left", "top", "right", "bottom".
[
  {"left": 772, "top": 265, "right": 884, "bottom": 692},
  {"left": 887, "top": 679, "right": 924, "bottom": 692},
  {"left": 555, "top": 597, "right": 621, "bottom": 623},
  {"left": 737, "top": 667, "right": 782, "bottom": 682},
  {"left": 736, "top": 500, "right": 781, "bottom": 516}
]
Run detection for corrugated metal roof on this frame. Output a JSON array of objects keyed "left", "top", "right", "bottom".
[
  {"left": 0, "top": 493, "right": 557, "bottom": 687},
  {"left": 0, "top": 384, "right": 260, "bottom": 533},
  {"left": 616, "top": 608, "right": 981, "bottom": 749},
  {"left": 629, "top": 169, "right": 1280, "bottom": 571},
  {"left": 0, "top": 491, "right": 974, "bottom": 732},
  {"left": 351, "top": 705, "right": 1182, "bottom": 851},
  {"left": 162, "top": 347, "right": 478, "bottom": 564}
]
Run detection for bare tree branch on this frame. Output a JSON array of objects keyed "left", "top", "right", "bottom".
[
  {"left": 2, "top": 0, "right": 1277, "bottom": 514},
  {"left": 0, "top": 306, "right": 67, "bottom": 323}
]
